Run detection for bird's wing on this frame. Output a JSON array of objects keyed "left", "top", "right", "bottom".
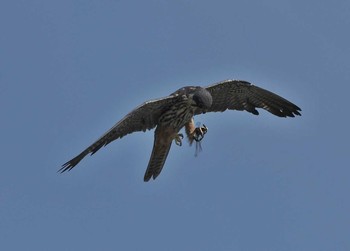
[
  {"left": 60, "top": 95, "right": 177, "bottom": 172},
  {"left": 195, "top": 79, "right": 301, "bottom": 117}
]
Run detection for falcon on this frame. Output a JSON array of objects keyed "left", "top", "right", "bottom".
[{"left": 60, "top": 80, "right": 301, "bottom": 181}]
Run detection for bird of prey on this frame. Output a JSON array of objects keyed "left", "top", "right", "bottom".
[{"left": 60, "top": 79, "right": 301, "bottom": 181}]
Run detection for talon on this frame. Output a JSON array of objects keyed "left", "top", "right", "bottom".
[
  {"left": 193, "top": 125, "right": 208, "bottom": 142},
  {"left": 175, "top": 133, "right": 183, "bottom": 146},
  {"left": 201, "top": 124, "right": 208, "bottom": 135}
]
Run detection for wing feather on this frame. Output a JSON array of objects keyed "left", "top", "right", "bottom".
[
  {"left": 196, "top": 80, "right": 301, "bottom": 117},
  {"left": 59, "top": 95, "right": 177, "bottom": 172}
]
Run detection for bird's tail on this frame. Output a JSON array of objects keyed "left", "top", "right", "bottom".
[{"left": 144, "top": 133, "right": 173, "bottom": 182}]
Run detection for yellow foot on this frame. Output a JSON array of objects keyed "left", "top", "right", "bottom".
[
  {"left": 193, "top": 124, "right": 208, "bottom": 142},
  {"left": 175, "top": 133, "right": 184, "bottom": 146}
]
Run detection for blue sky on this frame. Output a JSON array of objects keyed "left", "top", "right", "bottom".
[{"left": 1, "top": 0, "right": 349, "bottom": 250}]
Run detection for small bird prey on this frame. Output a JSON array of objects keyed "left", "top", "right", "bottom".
[{"left": 60, "top": 80, "right": 301, "bottom": 181}]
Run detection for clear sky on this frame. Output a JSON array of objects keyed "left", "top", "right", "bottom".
[{"left": 1, "top": 0, "right": 349, "bottom": 250}]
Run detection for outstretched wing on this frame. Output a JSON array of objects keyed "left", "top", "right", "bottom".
[
  {"left": 60, "top": 95, "right": 177, "bottom": 173},
  {"left": 196, "top": 80, "right": 301, "bottom": 117}
]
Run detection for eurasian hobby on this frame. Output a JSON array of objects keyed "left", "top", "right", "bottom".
[{"left": 60, "top": 80, "right": 301, "bottom": 181}]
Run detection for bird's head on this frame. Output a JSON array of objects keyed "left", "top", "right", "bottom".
[{"left": 192, "top": 87, "right": 213, "bottom": 109}]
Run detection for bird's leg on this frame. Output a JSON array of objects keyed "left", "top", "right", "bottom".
[
  {"left": 185, "top": 118, "right": 208, "bottom": 144},
  {"left": 193, "top": 124, "right": 208, "bottom": 142},
  {"left": 174, "top": 133, "right": 184, "bottom": 146}
]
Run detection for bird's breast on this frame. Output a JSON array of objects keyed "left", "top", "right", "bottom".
[{"left": 158, "top": 98, "right": 195, "bottom": 130}]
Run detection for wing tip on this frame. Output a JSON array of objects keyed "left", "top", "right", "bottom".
[
  {"left": 287, "top": 105, "right": 302, "bottom": 117},
  {"left": 58, "top": 161, "right": 75, "bottom": 173},
  {"left": 59, "top": 151, "right": 87, "bottom": 173}
]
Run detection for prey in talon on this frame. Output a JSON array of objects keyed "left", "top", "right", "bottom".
[
  {"left": 184, "top": 120, "right": 209, "bottom": 157},
  {"left": 193, "top": 124, "right": 208, "bottom": 156},
  {"left": 193, "top": 124, "right": 208, "bottom": 142}
]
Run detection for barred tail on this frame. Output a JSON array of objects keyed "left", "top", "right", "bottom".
[{"left": 144, "top": 129, "right": 173, "bottom": 182}]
